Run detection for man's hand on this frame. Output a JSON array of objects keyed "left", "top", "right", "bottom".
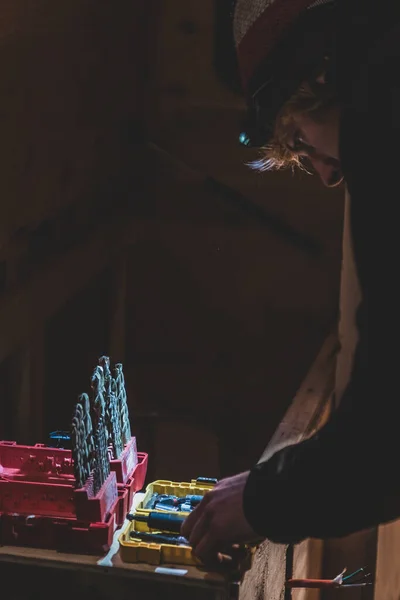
[{"left": 181, "top": 471, "right": 262, "bottom": 564}]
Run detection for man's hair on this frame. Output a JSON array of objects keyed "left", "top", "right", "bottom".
[{"left": 249, "top": 77, "right": 336, "bottom": 173}]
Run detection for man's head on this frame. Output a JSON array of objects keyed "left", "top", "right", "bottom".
[
  {"left": 252, "top": 74, "right": 343, "bottom": 187},
  {"left": 233, "top": 0, "right": 342, "bottom": 187}
]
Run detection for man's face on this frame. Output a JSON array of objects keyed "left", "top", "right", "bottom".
[{"left": 288, "top": 103, "right": 343, "bottom": 187}]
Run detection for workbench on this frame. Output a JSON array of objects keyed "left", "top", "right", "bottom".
[{"left": 0, "top": 493, "right": 236, "bottom": 600}]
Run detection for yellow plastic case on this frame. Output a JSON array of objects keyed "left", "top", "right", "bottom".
[{"left": 118, "top": 478, "right": 215, "bottom": 565}]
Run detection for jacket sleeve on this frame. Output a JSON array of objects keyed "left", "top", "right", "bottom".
[
  {"left": 242, "top": 26, "right": 400, "bottom": 544},
  {"left": 243, "top": 301, "right": 374, "bottom": 543}
]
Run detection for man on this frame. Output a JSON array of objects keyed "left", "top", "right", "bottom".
[{"left": 182, "top": 0, "right": 397, "bottom": 563}]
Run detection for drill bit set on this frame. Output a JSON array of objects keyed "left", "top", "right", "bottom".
[
  {"left": 120, "top": 478, "right": 253, "bottom": 575},
  {"left": 127, "top": 510, "right": 190, "bottom": 547},
  {"left": 0, "top": 357, "right": 148, "bottom": 554},
  {"left": 71, "top": 356, "right": 148, "bottom": 523},
  {"left": 143, "top": 492, "right": 204, "bottom": 513},
  {"left": 119, "top": 477, "right": 217, "bottom": 564},
  {"left": 71, "top": 356, "right": 133, "bottom": 495}
]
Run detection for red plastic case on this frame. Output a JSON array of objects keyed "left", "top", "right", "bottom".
[
  {"left": 110, "top": 437, "right": 137, "bottom": 483},
  {"left": 0, "top": 510, "right": 117, "bottom": 554},
  {"left": 120, "top": 451, "right": 148, "bottom": 508},
  {"left": 0, "top": 440, "right": 118, "bottom": 522},
  {"left": 0, "top": 440, "right": 148, "bottom": 553}
]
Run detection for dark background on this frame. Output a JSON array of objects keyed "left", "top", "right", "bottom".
[{"left": 0, "top": 0, "right": 344, "bottom": 484}]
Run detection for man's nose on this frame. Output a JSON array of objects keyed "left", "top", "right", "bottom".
[{"left": 308, "top": 157, "right": 343, "bottom": 188}]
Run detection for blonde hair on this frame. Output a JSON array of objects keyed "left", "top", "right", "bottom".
[{"left": 249, "top": 80, "right": 335, "bottom": 172}]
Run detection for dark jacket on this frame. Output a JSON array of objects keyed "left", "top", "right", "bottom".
[{"left": 243, "top": 0, "right": 399, "bottom": 543}]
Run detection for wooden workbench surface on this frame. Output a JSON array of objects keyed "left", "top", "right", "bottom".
[{"left": 0, "top": 494, "right": 235, "bottom": 600}]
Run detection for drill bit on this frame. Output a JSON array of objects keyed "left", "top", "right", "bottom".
[{"left": 130, "top": 530, "right": 190, "bottom": 546}]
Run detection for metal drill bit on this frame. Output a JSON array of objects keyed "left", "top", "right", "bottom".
[
  {"left": 114, "top": 363, "right": 131, "bottom": 445},
  {"left": 99, "top": 356, "right": 124, "bottom": 459},
  {"left": 130, "top": 530, "right": 190, "bottom": 546},
  {"left": 90, "top": 365, "right": 110, "bottom": 492}
]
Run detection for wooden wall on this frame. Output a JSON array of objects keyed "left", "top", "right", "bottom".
[
  {"left": 0, "top": 0, "right": 148, "bottom": 442},
  {"left": 0, "top": 0, "right": 343, "bottom": 487}
]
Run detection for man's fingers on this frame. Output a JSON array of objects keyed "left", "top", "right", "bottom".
[
  {"left": 193, "top": 531, "right": 219, "bottom": 565},
  {"left": 181, "top": 505, "right": 201, "bottom": 538},
  {"left": 181, "top": 495, "right": 210, "bottom": 538},
  {"left": 186, "top": 507, "right": 211, "bottom": 551}
]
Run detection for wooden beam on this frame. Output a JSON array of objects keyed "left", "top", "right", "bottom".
[
  {"left": 0, "top": 196, "right": 337, "bottom": 369},
  {"left": 374, "top": 520, "right": 400, "bottom": 600},
  {"left": 239, "top": 332, "right": 338, "bottom": 600},
  {"left": 145, "top": 143, "right": 322, "bottom": 257}
]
